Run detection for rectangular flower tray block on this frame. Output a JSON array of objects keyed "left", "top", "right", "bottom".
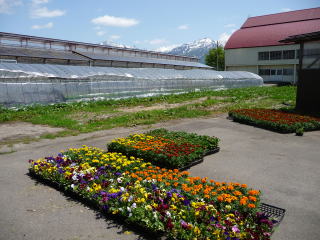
[
  {"left": 229, "top": 109, "right": 320, "bottom": 133},
  {"left": 107, "top": 129, "right": 220, "bottom": 169}
]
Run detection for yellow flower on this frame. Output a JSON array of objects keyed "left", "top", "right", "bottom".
[{"left": 194, "top": 226, "right": 201, "bottom": 236}]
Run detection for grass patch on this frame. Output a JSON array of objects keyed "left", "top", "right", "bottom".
[{"left": 0, "top": 86, "right": 297, "bottom": 139}]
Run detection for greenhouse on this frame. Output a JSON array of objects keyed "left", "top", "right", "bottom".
[{"left": 0, "top": 63, "right": 263, "bottom": 106}]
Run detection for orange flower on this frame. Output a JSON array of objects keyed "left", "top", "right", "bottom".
[
  {"left": 248, "top": 203, "right": 256, "bottom": 208},
  {"left": 248, "top": 190, "right": 260, "bottom": 195},
  {"left": 240, "top": 196, "right": 248, "bottom": 205},
  {"left": 249, "top": 196, "right": 257, "bottom": 202},
  {"left": 233, "top": 191, "right": 242, "bottom": 196}
]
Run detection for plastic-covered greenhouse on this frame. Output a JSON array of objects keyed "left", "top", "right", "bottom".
[{"left": 0, "top": 63, "right": 263, "bottom": 106}]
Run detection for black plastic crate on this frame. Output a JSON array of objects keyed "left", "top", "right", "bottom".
[{"left": 260, "top": 203, "right": 286, "bottom": 226}]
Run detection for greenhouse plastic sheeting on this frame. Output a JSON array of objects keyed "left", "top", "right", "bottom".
[{"left": 0, "top": 63, "right": 263, "bottom": 106}]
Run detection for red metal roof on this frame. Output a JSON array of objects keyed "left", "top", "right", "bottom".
[{"left": 225, "top": 8, "right": 320, "bottom": 49}]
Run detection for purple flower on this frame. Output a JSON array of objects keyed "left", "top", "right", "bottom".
[
  {"left": 232, "top": 225, "right": 240, "bottom": 233},
  {"left": 102, "top": 205, "right": 109, "bottom": 211},
  {"left": 183, "top": 199, "right": 190, "bottom": 206}
]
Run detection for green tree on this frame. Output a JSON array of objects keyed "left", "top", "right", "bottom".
[{"left": 205, "top": 46, "right": 225, "bottom": 71}]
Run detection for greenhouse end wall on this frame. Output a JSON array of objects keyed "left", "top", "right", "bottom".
[{"left": 0, "top": 63, "right": 263, "bottom": 107}]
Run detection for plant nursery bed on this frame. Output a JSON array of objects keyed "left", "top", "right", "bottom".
[
  {"left": 229, "top": 109, "right": 320, "bottom": 133},
  {"left": 107, "top": 128, "right": 220, "bottom": 169},
  {"left": 28, "top": 170, "right": 165, "bottom": 238},
  {"left": 28, "top": 145, "right": 277, "bottom": 239}
]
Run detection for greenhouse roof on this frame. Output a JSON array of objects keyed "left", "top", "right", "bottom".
[
  {"left": 0, "top": 62, "right": 262, "bottom": 80},
  {"left": 0, "top": 46, "right": 88, "bottom": 61},
  {"left": 74, "top": 51, "right": 210, "bottom": 68}
]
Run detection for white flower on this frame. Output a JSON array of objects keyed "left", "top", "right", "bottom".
[
  {"left": 120, "top": 187, "right": 125, "bottom": 192},
  {"left": 153, "top": 212, "right": 158, "bottom": 219},
  {"left": 131, "top": 203, "right": 137, "bottom": 209},
  {"left": 128, "top": 195, "right": 133, "bottom": 202},
  {"left": 72, "top": 175, "right": 78, "bottom": 181},
  {"left": 166, "top": 211, "right": 171, "bottom": 217},
  {"left": 71, "top": 184, "right": 75, "bottom": 189},
  {"left": 117, "top": 177, "right": 123, "bottom": 183},
  {"left": 127, "top": 207, "right": 131, "bottom": 212}
]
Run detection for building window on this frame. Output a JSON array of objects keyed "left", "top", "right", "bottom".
[
  {"left": 258, "top": 69, "right": 270, "bottom": 75},
  {"left": 283, "top": 50, "right": 295, "bottom": 59},
  {"left": 270, "top": 51, "right": 282, "bottom": 60},
  {"left": 276, "top": 69, "right": 283, "bottom": 75},
  {"left": 258, "top": 52, "right": 269, "bottom": 60},
  {"left": 283, "top": 68, "right": 294, "bottom": 75}
]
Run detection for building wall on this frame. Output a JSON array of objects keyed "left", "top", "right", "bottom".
[{"left": 225, "top": 44, "right": 300, "bottom": 83}]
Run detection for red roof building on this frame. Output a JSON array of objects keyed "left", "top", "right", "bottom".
[{"left": 225, "top": 7, "right": 320, "bottom": 83}]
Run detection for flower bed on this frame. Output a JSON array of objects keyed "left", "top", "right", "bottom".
[
  {"left": 107, "top": 128, "right": 220, "bottom": 169},
  {"left": 229, "top": 109, "right": 320, "bottom": 133},
  {"left": 29, "top": 146, "right": 275, "bottom": 240}
]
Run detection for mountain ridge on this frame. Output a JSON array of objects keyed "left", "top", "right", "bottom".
[
  {"left": 100, "top": 38, "right": 216, "bottom": 63},
  {"left": 162, "top": 38, "right": 216, "bottom": 63}
]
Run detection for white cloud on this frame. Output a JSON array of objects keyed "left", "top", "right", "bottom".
[
  {"left": 92, "top": 15, "right": 139, "bottom": 27},
  {"left": 0, "top": 0, "right": 22, "bottom": 14},
  {"left": 217, "top": 32, "right": 232, "bottom": 45},
  {"left": 148, "top": 39, "right": 167, "bottom": 45},
  {"left": 96, "top": 31, "right": 106, "bottom": 36},
  {"left": 110, "top": 35, "right": 120, "bottom": 40},
  {"left": 155, "top": 44, "right": 179, "bottom": 52},
  {"left": 281, "top": 8, "right": 292, "bottom": 12},
  {"left": 32, "top": 0, "right": 49, "bottom": 4},
  {"left": 178, "top": 24, "right": 189, "bottom": 30},
  {"left": 31, "top": 22, "right": 53, "bottom": 29},
  {"left": 31, "top": 6, "right": 65, "bottom": 18},
  {"left": 224, "top": 23, "right": 236, "bottom": 28}
]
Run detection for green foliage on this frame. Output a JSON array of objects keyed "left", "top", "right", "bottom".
[
  {"left": 295, "top": 127, "right": 304, "bottom": 136},
  {"left": 205, "top": 46, "right": 225, "bottom": 70},
  {"left": 0, "top": 86, "right": 297, "bottom": 140}
]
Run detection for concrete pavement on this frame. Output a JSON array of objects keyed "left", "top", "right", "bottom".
[{"left": 0, "top": 115, "right": 319, "bottom": 240}]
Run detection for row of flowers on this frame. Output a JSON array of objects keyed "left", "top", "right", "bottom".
[
  {"left": 228, "top": 109, "right": 320, "bottom": 133},
  {"left": 29, "top": 145, "right": 274, "bottom": 239},
  {"left": 107, "top": 128, "right": 220, "bottom": 169}
]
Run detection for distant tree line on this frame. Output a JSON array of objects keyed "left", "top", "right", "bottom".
[{"left": 205, "top": 45, "right": 225, "bottom": 71}]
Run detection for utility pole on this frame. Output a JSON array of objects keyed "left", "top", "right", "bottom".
[{"left": 216, "top": 40, "right": 219, "bottom": 71}]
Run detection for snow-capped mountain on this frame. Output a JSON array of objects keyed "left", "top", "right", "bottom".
[
  {"left": 101, "top": 41, "right": 133, "bottom": 49},
  {"left": 163, "top": 38, "right": 216, "bottom": 63}
]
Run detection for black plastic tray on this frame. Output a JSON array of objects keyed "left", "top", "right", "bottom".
[
  {"left": 260, "top": 203, "right": 286, "bottom": 227},
  {"left": 178, "top": 147, "right": 220, "bottom": 171}
]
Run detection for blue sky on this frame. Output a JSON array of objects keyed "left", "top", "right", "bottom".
[{"left": 0, "top": 0, "right": 319, "bottom": 51}]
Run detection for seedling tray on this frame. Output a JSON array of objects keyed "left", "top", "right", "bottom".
[{"left": 260, "top": 203, "right": 286, "bottom": 227}]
